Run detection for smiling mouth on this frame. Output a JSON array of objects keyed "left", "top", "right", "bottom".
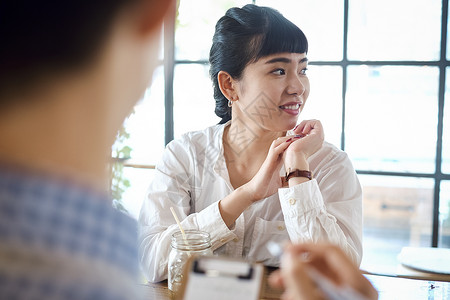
[{"left": 279, "top": 103, "right": 300, "bottom": 110}]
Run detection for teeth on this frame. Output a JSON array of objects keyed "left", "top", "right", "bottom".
[{"left": 280, "top": 104, "right": 300, "bottom": 110}]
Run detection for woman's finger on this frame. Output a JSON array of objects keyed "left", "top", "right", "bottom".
[
  {"left": 293, "top": 119, "right": 322, "bottom": 136},
  {"left": 268, "top": 136, "right": 301, "bottom": 158},
  {"left": 271, "top": 135, "right": 298, "bottom": 147}
]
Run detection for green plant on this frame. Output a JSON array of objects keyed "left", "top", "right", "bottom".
[{"left": 110, "top": 118, "right": 133, "bottom": 213}]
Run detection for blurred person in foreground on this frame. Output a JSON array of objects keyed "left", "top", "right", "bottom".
[
  {"left": 269, "top": 243, "right": 378, "bottom": 300},
  {"left": 0, "top": 0, "right": 172, "bottom": 299}
]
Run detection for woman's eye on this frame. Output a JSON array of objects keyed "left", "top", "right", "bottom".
[
  {"left": 272, "top": 69, "right": 285, "bottom": 75},
  {"left": 300, "top": 68, "right": 308, "bottom": 75}
]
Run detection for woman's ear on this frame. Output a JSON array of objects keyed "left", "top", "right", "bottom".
[{"left": 217, "top": 71, "right": 238, "bottom": 101}]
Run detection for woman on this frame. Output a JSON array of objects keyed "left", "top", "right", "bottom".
[{"left": 139, "top": 4, "right": 362, "bottom": 283}]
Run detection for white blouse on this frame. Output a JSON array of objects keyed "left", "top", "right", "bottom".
[{"left": 138, "top": 122, "right": 362, "bottom": 283}]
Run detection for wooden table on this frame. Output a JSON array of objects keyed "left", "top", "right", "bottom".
[
  {"left": 141, "top": 269, "right": 450, "bottom": 300},
  {"left": 362, "top": 264, "right": 450, "bottom": 282},
  {"left": 396, "top": 247, "right": 450, "bottom": 281},
  {"left": 141, "top": 267, "right": 284, "bottom": 300},
  {"left": 362, "top": 247, "right": 450, "bottom": 282}
]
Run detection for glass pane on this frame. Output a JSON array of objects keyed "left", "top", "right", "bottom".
[
  {"left": 300, "top": 65, "right": 342, "bottom": 147},
  {"left": 158, "top": 27, "right": 164, "bottom": 61},
  {"left": 124, "top": 66, "right": 166, "bottom": 164},
  {"left": 346, "top": 66, "right": 439, "bottom": 173},
  {"left": 257, "top": 0, "right": 343, "bottom": 61},
  {"left": 440, "top": 181, "right": 450, "bottom": 248},
  {"left": 360, "top": 175, "right": 434, "bottom": 275},
  {"left": 173, "top": 64, "right": 221, "bottom": 138},
  {"left": 443, "top": 68, "right": 450, "bottom": 173},
  {"left": 448, "top": 12, "right": 450, "bottom": 60},
  {"left": 176, "top": 0, "right": 251, "bottom": 61},
  {"left": 348, "top": 0, "right": 441, "bottom": 61},
  {"left": 120, "top": 167, "right": 156, "bottom": 219}
]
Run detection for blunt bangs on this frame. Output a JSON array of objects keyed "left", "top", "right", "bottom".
[{"left": 255, "top": 10, "right": 308, "bottom": 60}]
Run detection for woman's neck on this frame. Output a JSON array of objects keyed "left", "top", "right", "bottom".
[
  {"left": 223, "top": 119, "right": 284, "bottom": 164},
  {"left": 223, "top": 119, "right": 284, "bottom": 189}
]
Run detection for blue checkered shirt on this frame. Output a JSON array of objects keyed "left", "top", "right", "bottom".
[{"left": 0, "top": 166, "right": 142, "bottom": 299}]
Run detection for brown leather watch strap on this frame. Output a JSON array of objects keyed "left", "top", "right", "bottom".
[{"left": 285, "top": 169, "right": 312, "bottom": 181}]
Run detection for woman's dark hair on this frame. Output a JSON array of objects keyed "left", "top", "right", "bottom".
[
  {"left": 0, "top": 0, "right": 138, "bottom": 101},
  {"left": 209, "top": 4, "right": 308, "bottom": 124}
]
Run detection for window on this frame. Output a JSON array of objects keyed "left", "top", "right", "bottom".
[
  {"left": 120, "top": 0, "right": 450, "bottom": 273},
  {"left": 346, "top": 65, "right": 439, "bottom": 173}
]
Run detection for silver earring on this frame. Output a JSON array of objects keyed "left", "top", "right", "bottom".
[{"left": 228, "top": 99, "right": 233, "bottom": 107}]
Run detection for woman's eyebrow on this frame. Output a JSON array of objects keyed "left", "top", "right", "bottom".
[
  {"left": 299, "top": 57, "right": 308, "bottom": 63},
  {"left": 264, "top": 57, "right": 308, "bottom": 64}
]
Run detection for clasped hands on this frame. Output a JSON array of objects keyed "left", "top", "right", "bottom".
[{"left": 244, "top": 119, "right": 324, "bottom": 202}]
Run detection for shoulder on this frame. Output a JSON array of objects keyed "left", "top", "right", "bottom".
[
  {"left": 179, "top": 124, "right": 224, "bottom": 146},
  {"left": 162, "top": 124, "right": 224, "bottom": 162},
  {"left": 309, "top": 141, "right": 353, "bottom": 171},
  {"left": 317, "top": 141, "right": 344, "bottom": 158}
]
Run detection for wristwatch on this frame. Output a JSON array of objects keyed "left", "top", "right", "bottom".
[{"left": 285, "top": 169, "right": 312, "bottom": 182}]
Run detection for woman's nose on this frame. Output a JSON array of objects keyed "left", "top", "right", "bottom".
[{"left": 287, "top": 74, "right": 306, "bottom": 96}]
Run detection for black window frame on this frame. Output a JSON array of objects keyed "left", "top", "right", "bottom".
[{"left": 162, "top": 0, "right": 450, "bottom": 247}]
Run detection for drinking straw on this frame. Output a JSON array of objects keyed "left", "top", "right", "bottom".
[{"left": 170, "top": 207, "right": 189, "bottom": 245}]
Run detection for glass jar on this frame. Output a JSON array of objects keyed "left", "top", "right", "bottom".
[{"left": 168, "top": 230, "right": 212, "bottom": 294}]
